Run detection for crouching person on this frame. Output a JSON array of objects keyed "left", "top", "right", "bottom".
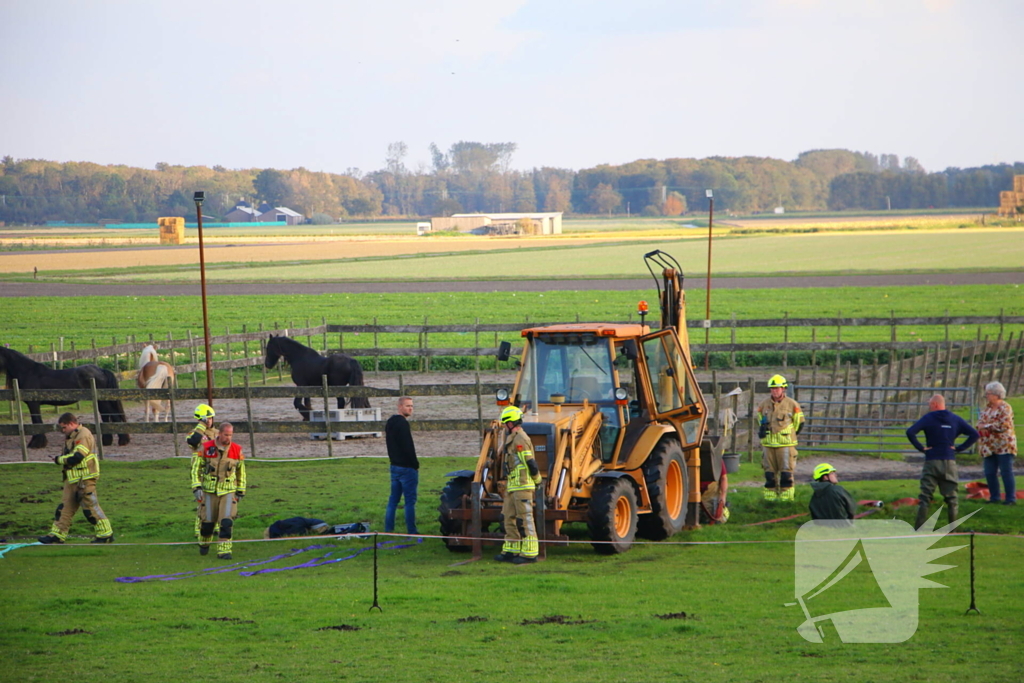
[
  {"left": 39, "top": 413, "right": 114, "bottom": 544},
  {"left": 808, "top": 463, "right": 856, "bottom": 522},
  {"left": 197, "top": 423, "right": 246, "bottom": 560}
]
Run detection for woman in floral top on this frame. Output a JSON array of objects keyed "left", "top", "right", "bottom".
[{"left": 977, "top": 381, "right": 1017, "bottom": 505}]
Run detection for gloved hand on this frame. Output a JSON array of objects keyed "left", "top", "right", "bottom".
[
  {"left": 193, "top": 488, "right": 204, "bottom": 502},
  {"left": 758, "top": 422, "right": 769, "bottom": 439}
]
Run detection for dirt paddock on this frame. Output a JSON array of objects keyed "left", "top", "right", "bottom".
[{"left": 3, "top": 371, "right": 1012, "bottom": 486}]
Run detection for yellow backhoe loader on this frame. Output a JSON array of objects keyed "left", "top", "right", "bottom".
[{"left": 439, "top": 251, "right": 729, "bottom": 555}]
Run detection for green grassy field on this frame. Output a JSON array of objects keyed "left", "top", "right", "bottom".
[
  {"left": 3, "top": 285, "right": 1022, "bottom": 353},
  {"left": 38, "top": 230, "right": 1022, "bottom": 283},
  {"left": 2, "top": 457, "right": 1021, "bottom": 682}
]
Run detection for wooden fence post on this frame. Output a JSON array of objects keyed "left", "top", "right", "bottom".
[
  {"left": 423, "top": 316, "right": 430, "bottom": 373},
  {"left": 258, "top": 323, "right": 268, "bottom": 385},
  {"left": 13, "top": 378, "right": 28, "bottom": 462},
  {"left": 168, "top": 374, "right": 180, "bottom": 459},
  {"left": 476, "top": 372, "right": 483, "bottom": 448},
  {"left": 373, "top": 316, "right": 380, "bottom": 375},
  {"left": 59, "top": 336, "right": 64, "bottom": 370},
  {"left": 782, "top": 311, "right": 789, "bottom": 368},
  {"left": 474, "top": 317, "right": 480, "bottom": 374},
  {"left": 322, "top": 317, "right": 328, "bottom": 353},
  {"left": 322, "top": 374, "right": 334, "bottom": 458},
  {"left": 225, "top": 327, "right": 233, "bottom": 388},
  {"left": 89, "top": 377, "right": 104, "bottom": 461},
  {"left": 187, "top": 330, "right": 198, "bottom": 388},
  {"left": 244, "top": 369, "right": 257, "bottom": 459},
  {"left": 747, "top": 376, "right": 756, "bottom": 462}
]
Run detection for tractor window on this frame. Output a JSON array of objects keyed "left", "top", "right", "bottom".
[
  {"left": 519, "top": 336, "right": 615, "bottom": 406},
  {"left": 643, "top": 335, "right": 685, "bottom": 413}
]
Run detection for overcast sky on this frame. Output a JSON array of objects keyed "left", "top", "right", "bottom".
[{"left": 2, "top": 0, "right": 1021, "bottom": 175}]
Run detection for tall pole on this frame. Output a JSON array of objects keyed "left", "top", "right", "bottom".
[
  {"left": 704, "top": 191, "right": 714, "bottom": 370},
  {"left": 194, "top": 192, "right": 214, "bottom": 406}
]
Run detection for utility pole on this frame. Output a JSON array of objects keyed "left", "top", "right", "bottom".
[
  {"left": 704, "top": 189, "right": 714, "bottom": 371},
  {"left": 194, "top": 192, "right": 214, "bottom": 406}
]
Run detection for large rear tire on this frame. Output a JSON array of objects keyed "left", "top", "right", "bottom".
[
  {"left": 588, "top": 477, "right": 638, "bottom": 554},
  {"left": 637, "top": 439, "right": 688, "bottom": 540},
  {"left": 438, "top": 477, "right": 472, "bottom": 552}
]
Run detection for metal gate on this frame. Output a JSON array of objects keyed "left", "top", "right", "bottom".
[{"left": 791, "top": 384, "right": 977, "bottom": 456}]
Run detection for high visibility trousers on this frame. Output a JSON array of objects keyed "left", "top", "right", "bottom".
[
  {"left": 49, "top": 479, "right": 113, "bottom": 541},
  {"left": 501, "top": 489, "right": 538, "bottom": 558},
  {"left": 762, "top": 445, "right": 797, "bottom": 494},
  {"left": 194, "top": 497, "right": 219, "bottom": 539},
  {"left": 199, "top": 492, "right": 237, "bottom": 555}
]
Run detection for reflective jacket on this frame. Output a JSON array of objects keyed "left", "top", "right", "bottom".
[
  {"left": 197, "top": 440, "right": 246, "bottom": 496},
  {"left": 758, "top": 396, "right": 804, "bottom": 447},
  {"left": 57, "top": 426, "right": 99, "bottom": 484},
  {"left": 503, "top": 429, "right": 540, "bottom": 492},
  {"left": 188, "top": 422, "right": 218, "bottom": 489}
]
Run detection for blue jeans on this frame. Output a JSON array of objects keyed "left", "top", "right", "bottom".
[
  {"left": 983, "top": 454, "right": 1016, "bottom": 503},
  {"left": 385, "top": 465, "right": 419, "bottom": 534}
]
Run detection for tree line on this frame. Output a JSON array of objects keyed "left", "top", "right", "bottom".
[{"left": 0, "top": 147, "right": 1020, "bottom": 225}]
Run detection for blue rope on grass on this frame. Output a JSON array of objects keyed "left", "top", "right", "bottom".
[
  {"left": 0, "top": 542, "right": 41, "bottom": 559},
  {"left": 115, "top": 536, "right": 423, "bottom": 583}
]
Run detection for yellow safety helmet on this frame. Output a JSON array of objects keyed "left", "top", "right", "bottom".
[
  {"left": 500, "top": 405, "right": 524, "bottom": 424},
  {"left": 813, "top": 463, "right": 837, "bottom": 480},
  {"left": 768, "top": 374, "right": 788, "bottom": 389},
  {"left": 194, "top": 403, "right": 215, "bottom": 420}
]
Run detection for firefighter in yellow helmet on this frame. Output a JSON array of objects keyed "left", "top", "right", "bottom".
[
  {"left": 757, "top": 374, "right": 804, "bottom": 502},
  {"left": 187, "top": 404, "right": 218, "bottom": 541},
  {"left": 38, "top": 413, "right": 114, "bottom": 544},
  {"left": 494, "top": 405, "right": 542, "bottom": 565},
  {"left": 196, "top": 422, "right": 246, "bottom": 559}
]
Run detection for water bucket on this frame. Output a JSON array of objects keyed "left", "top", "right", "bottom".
[{"left": 722, "top": 453, "right": 741, "bottom": 474}]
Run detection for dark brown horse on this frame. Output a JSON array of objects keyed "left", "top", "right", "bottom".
[
  {"left": 0, "top": 346, "right": 130, "bottom": 448},
  {"left": 263, "top": 335, "right": 370, "bottom": 420}
]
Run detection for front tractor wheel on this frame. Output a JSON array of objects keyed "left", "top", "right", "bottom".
[
  {"left": 588, "top": 477, "right": 639, "bottom": 555},
  {"left": 438, "top": 477, "right": 472, "bottom": 552},
  {"left": 637, "top": 439, "right": 689, "bottom": 540}
]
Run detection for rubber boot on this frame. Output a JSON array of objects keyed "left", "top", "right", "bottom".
[
  {"left": 947, "top": 501, "right": 958, "bottom": 528},
  {"left": 763, "top": 488, "right": 778, "bottom": 501},
  {"left": 915, "top": 502, "right": 930, "bottom": 530},
  {"left": 779, "top": 487, "right": 795, "bottom": 502}
]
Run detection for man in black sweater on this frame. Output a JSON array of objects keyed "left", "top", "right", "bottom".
[
  {"left": 906, "top": 394, "right": 978, "bottom": 529},
  {"left": 384, "top": 397, "right": 419, "bottom": 534}
]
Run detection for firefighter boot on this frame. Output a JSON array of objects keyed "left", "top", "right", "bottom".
[
  {"left": 763, "top": 471, "right": 778, "bottom": 501},
  {"left": 779, "top": 488, "right": 795, "bottom": 502},
  {"left": 494, "top": 552, "right": 516, "bottom": 563},
  {"left": 915, "top": 502, "right": 930, "bottom": 530},
  {"left": 38, "top": 535, "right": 65, "bottom": 544},
  {"left": 947, "top": 501, "right": 959, "bottom": 528},
  {"left": 512, "top": 555, "right": 537, "bottom": 565},
  {"left": 91, "top": 535, "right": 114, "bottom": 544}
]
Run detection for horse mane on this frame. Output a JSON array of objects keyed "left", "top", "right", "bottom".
[
  {"left": 0, "top": 345, "right": 44, "bottom": 377},
  {"left": 269, "top": 335, "right": 321, "bottom": 360},
  {"left": 138, "top": 345, "right": 159, "bottom": 369}
]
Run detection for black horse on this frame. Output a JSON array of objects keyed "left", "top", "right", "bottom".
[
  {"left": 0, "top": 346, "right": 130, "bottom": 449},
  {"left": 264, "top": 335, "right": 371, "bottom": 420}
]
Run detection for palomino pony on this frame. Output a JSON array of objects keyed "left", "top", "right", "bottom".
[
  {"left": 0, "top": 345, "right": 130, "bottom": 448},
  {"left": 136, "top": 344, "right": 175, "bottom": 422},
  {"left": 263, "top": 335, "right": 370, "bottom": 420}
]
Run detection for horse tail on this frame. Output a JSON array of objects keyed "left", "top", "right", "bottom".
[
  {"left": 138, "top": 344, "right": 158, "bottom": 370},
  {"left": 99, "top": 368, "right": 128, "bottom": 423},
  {"left": 147, "top": 363, "right": 170, "bottom": 389},
  {"left": 348, "top": 357, "right": 371, "bottom": 408}
]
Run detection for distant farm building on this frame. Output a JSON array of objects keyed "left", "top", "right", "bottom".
[
  {"left": 427, "top": 212, "right": 563, "bottom": 235},
  {"left": 222, "top": 200, "right": 305, "bottom": 225},
  {"left": 997, "top": 175, "right": 1024, "bottom": 217}
]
